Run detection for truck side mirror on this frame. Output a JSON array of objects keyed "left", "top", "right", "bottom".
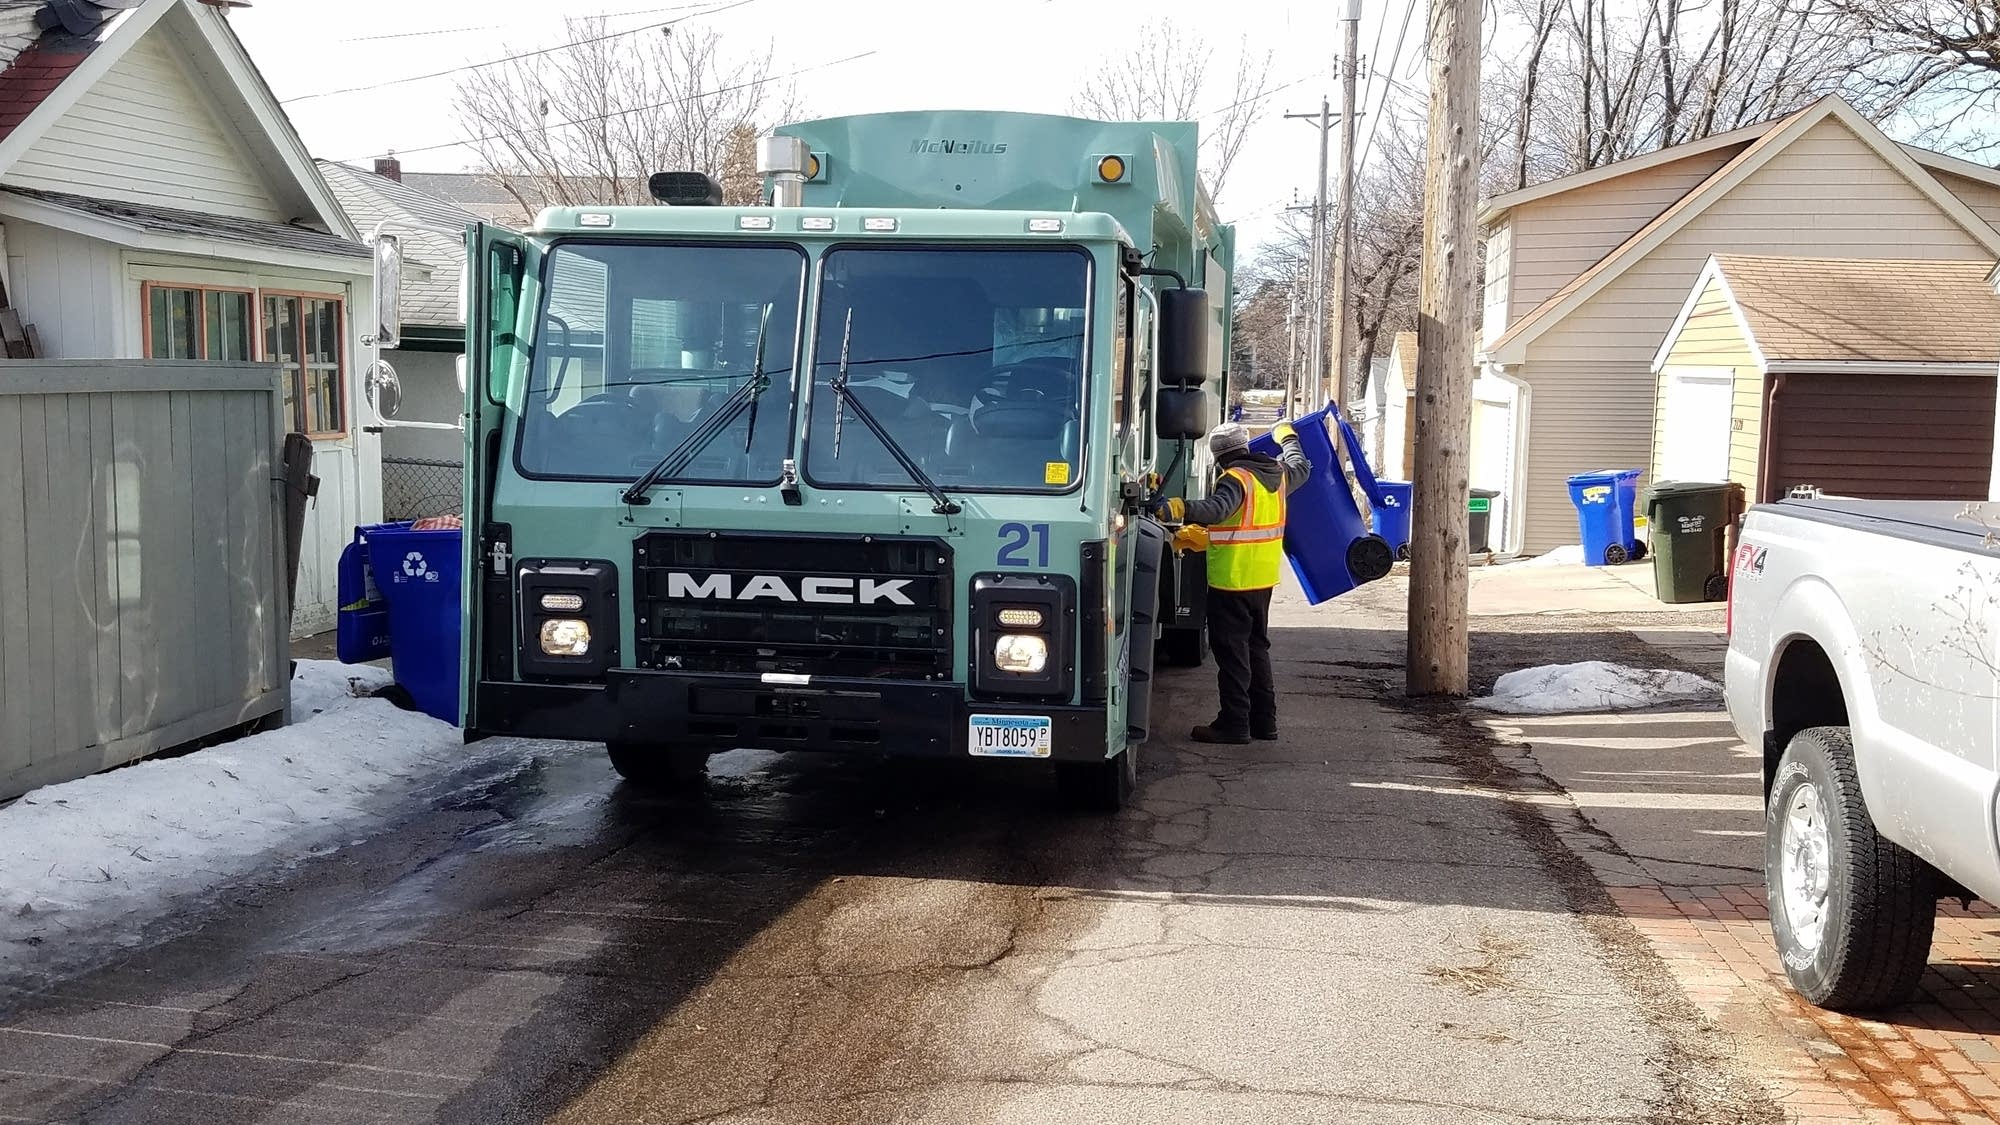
[
  {"left": 1156, "top": 386, "right": 1212, "bottom": 440},
  {"left": 372, "top": 232, "right": 402, "bottom": 349},
  {"left": 1158, "top": 287, "right": 1211, "bottom": 384}
]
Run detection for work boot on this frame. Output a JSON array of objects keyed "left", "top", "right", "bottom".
[
  {"left": 1191, "top": 724, "right": 1251, "bottom": 745},
  {"left": 1252, "top": 725, "right": 1279, "bottom": 742}
]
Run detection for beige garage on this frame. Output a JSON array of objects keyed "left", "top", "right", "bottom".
[{"left": 1651, "top": 254, "right": 2000, "bottom": 503}]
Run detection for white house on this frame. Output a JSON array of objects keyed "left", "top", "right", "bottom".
[{"left": 0, "top": 0, "right": 378, "bottom": 636}]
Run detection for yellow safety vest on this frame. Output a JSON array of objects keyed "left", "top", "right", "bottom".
[{"left": 1207, "top": 465, "right": 1287, "bottom": 591}]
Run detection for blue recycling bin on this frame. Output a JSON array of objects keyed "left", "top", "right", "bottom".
[
  {"left": 1247, "top": 404, "right": 1395, "bottom": 604},
  {"left": 336, "top": 524, "right": 393, "bottom": 665},
  {"left": 360, "top": 521, "right": 464, "bottom": 724},
  {"left": 1566, "top": 469, "right": 1645, "bottom": 566},
  {"left": 1372, "top": 480, "right": 1413, "bottom": 559}
]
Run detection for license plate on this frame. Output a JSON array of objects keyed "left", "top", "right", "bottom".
[{"left": 968, "top": 714, "right": 1053, "bottom": 758}]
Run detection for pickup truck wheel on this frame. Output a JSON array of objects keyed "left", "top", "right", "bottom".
[
  {"left": 1766, "top": 726, "right": 1937, "bottom": 1012},
  {"left": 606, "top": 741, "right": 710, "bottom": 791}
]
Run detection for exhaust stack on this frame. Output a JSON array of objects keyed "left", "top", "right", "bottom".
[{"left": 757, "top": 135, "right": 810, "bottom": 207}]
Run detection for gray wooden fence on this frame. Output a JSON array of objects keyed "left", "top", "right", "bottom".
[{"left": 0, "top": 361, "right": 290, "bottom": 801}]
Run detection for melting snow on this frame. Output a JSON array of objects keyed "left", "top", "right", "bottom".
[
  {"left": 1513, "top": 545, "right": 1586, "bottom": 567},
  {"left": 0, "top": 660, "right": 515, "bottom": 972},
  {"left": 1472, "top": 660, "right": 1721, "bottom": 715}
]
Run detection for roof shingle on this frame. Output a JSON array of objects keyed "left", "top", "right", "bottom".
[
  {"left": 1712, "top": 254, "right": 2000, "bottom": 365},
  {"left": 0, "top": 184, "right": 369, "bottom": 258},
  {"left": 317, "top": 160, "right": 482, "bottom": 328}
]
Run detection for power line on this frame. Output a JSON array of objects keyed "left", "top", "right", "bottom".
[
  {"left": 1358, "top": 0, "right": 1421, "bottom": 171},
  {"left": 1200, "top": 68, "right": 1334, "bottom": 122},
  {"left": 285, "top": 0, "right": 761, "bottom": 105},
  {"left": 333, "top": 5, "right": 715, "bottom": 44},
  {"left": 344, "top": 47, "right": 878, "bottom": 163}
]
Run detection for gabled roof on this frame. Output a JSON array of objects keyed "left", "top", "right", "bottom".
[
  {"left": 0, "top": 0, "right": 358, "bottom": 248},
  {"left": 1483, "top": 96, "right": 2000, "bottom": 366},
  {"left": 1482, "top": 110, "right": 2000, "bottom": 229},
  {"left": 1390, "top": 330, "right": 1416, "bottom": 390},
  {"left": 319, "top": 160, "right": 479, "bottom": 328},
  {"left": 1653, "top": 254, "right": 2000, "bottom": 372}
]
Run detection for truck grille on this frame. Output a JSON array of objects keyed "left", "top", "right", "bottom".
[{"left": 633, "top": 531, "right": 952, "bottom": 679}]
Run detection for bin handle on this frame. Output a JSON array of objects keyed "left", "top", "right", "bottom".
[{"left": 1327, "top": 403, "right": 1386, "bottom": 503}]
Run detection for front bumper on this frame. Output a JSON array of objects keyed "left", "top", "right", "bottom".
[{"left": 469, "top": 671, "right": 1111, "bottom": 760}]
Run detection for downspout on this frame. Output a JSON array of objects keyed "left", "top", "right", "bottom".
[{"left": 1755, "top": 371, "right": 1784, "bottom": 504}]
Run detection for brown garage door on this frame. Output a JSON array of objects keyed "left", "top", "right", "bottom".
[{"left": 1767, "top": 372, "right": 1996, "bottom": 501}]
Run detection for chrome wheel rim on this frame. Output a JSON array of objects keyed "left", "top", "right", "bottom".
[{"left": 1781, "top": 781, "right": 1832, "bottom": 953}]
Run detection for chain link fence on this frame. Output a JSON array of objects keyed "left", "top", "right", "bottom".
[{"left": 382, "top": 456, "right": 463, "bottom": 521}]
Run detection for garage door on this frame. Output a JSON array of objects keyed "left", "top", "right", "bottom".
[{"left": 1767, "top": 372, "right": 1996, "bottom": 501}]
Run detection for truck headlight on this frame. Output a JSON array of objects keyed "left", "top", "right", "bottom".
[
  {"left": 993, "top": 633, "right": 1048, "bottom": 674},
  {"left": 540, "top": 618, "right": 592, "bottom": 656}
]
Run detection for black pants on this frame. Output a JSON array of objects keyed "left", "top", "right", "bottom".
[{"left": 1207, "top": 586, "right": 1275, "bottom": 735}]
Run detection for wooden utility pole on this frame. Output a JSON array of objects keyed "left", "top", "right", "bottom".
[
  {"left": 1406, "top": 0, "right": 1481, "bottom": 696},
  {"left": 1329, "top": 0, "right": 1362, "bottom": 412},
  {"left": 1285, "top": 101, "right": 1334, "bottom": 413}
]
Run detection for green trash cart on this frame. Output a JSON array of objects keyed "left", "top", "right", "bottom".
[{"left": 1643, "top": 481, "right": 1744, "bottom": 603}]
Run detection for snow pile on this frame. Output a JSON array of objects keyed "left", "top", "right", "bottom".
[
  {"left": 289, "top": 659, "right": 395, "bottom": 719},
  {"left": 1472, "top": 661, "right": 1721, "bottom": 715},
  {"left": 0, "top": 660, "right": 503, "bottom": 968},
  {"left": 1513, "top": 544, "right": 1585, "bottom": 567}
]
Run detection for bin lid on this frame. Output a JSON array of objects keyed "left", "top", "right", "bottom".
[
  {"left": 1469, "top": 487, "right": 1500, "bottom": 498},
  {"left": 1647, "top": 480, "right": 1739, "bottom": 497}
]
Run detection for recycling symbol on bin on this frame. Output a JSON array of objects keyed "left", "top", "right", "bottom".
[{"left": 402, "top": 551, "right": 431, "bottom": 580}]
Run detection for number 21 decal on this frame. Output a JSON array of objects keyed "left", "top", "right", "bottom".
[{"left": 997, "top": 522, "right": 1050, "bottom": 567}]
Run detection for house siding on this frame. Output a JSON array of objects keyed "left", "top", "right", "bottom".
[
  {"left": 1933, "top": 170, "right": 2000, "bottom": 232},
  {"left": 4, "top": 219, "right": 122, "bottom": 358},
  {"left": 1651, "top": 277, "right": 1762, "bottom": 491},
  {"left": 1482, "top": 221, "right": 1511, "bottom": 345},
  {"left": 1510, "top": 116, "right": 1994, "bottom": 552},
  {"left": 5, "top": 34, "right": 282, "bottom": 222},
  {"left": 1504, "top": 146, "right": 1748, "bottom": 322}
]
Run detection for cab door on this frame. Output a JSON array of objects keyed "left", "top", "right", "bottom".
[{"left": 463, "top": 223, "right": 542, "bottom": 735}]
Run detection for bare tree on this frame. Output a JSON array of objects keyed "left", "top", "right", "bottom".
[
  {"left": 1816, "top": 0, "right": 2000, "bottom": 151},
  {"left": 1484, "top": 0, "right": 1921, "bottom": 181},
  {"left": 1069, "top": 16, "right": 1276, "bottom": 198},
  {"left": 451, "top": 18, "right": 799, "bottom": 210}
]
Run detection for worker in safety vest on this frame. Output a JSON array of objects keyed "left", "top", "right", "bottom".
[{"left": 1151, "top": 420, "right": 1311, "bottom": 744}]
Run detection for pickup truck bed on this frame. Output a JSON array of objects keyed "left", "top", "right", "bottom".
[{"left": 1726, "top": 497, "right": 2000, "bottom": 1013}]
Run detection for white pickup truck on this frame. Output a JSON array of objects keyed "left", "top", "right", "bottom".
[{"left": 1726, "top": 498, "right": 2000, "bottom": 1013}]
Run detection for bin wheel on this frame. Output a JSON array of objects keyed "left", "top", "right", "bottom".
[
  {"left": 1160, "top": 625, "right": 1206, "bottom": 668},
  {"left": 1630, "top": 541, "right": 1647, "bottom": 562},
  {"left": 1604, "top": 543, "right": 1629, "bottom": 566},
  {"left": 1704, "top": 574, "right": 1730, "bottom": 601},
  {"left": 606, "top": 741, "right": 710, "bottom": 791},
  {"left": 1347, "top": 535, "right": 1396, "bottom": 583},
  {"left": 1395, "top": 543, "right": 1411, "bottom": 561}
]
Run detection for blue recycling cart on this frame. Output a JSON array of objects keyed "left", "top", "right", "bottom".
[
  {"left": 339, "top": 520, "right": 464, "bottom": 724},
  {"left": 1247, "top": 403, "right": 1396, "bottom": 605},
  {"left": 1565, "top": 469, "right": 1647, "bottom": 566},
  {"left": 1372, "top": 480, "right": 1413, "bottom": 560}
]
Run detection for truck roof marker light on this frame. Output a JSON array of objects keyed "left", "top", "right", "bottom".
[
  {"left": 1096, "top": 154, "right": 1129, "bottom": 183},
  {"left": 863, "top": 216, "right": 899, "bottom": 232},
  {"left": 578, "top": 213, "right": 613, "bottom": 228},
  {"left": 1027, "top": 217, "right": 1065, "bottom": 234},
  {"left": 806, "top": 152, "right": 824, "bottom": 180},
  {"left": 738, "top": 215, "right": 775, "bottom": 231},
  {"left": 801, "top": 215, "right": 836, "bottom": 231}
]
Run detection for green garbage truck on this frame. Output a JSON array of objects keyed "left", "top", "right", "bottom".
[{"left": 454, "top": 110, "right": 1235, "bottom": 810}]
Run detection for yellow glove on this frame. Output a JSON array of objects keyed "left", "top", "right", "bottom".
[
  {"left": 1172, "top": 525, "right": 1210, "bottom": 554},
  {"left": 1151, "top": 495, "right": 1185, "bottom": 522},
  {"left": 1272, "top": 420, "right": 1298, "bottom": 444}
]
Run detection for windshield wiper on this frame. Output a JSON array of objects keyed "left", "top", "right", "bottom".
[
  {"left": 827, "top": 308, "right": 961, "bottom": 515},
  {"left": 620, "top": 304, "right": 774, "bottom": 506}
]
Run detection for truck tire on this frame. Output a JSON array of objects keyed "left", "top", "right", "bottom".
[
  {"left": 1161, "top": 625, "right": 1206, "bottom": 668},
  {"left": 1056, "top": 745, "right": 1138, "bottom": 812},
  {"left": 1766, "top": 726, "right": 1937, "bottom": 1012},
  {"left": 606, "top": 741, "right": 710, "bottom": 791},
  {"left": 1124, "top": 520, "right": 1166, "bottom": 744}
]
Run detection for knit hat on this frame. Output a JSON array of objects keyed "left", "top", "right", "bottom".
[{"left": 1208, "top": 422, "right": 1250, "bottom": 456}]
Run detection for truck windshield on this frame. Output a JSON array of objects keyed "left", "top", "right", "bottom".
[
  {"left": 516, "top": 241, "right": 804, "bottom": 484},
  {"left": 805, "top": 245, "right": 1089, "bottom": 492}
]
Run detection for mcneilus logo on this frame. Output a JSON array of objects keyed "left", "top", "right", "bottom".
[{"left": 909, "top": 138, "right": 1008, "bottom": 155}]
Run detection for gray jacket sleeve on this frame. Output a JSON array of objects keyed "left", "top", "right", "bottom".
[
  {"left": 1277, "top": 435, "right": 1311, "bottom": 495},
  {"left": 1182, "top": 472, "right": 1245, "bottom": 527}
]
